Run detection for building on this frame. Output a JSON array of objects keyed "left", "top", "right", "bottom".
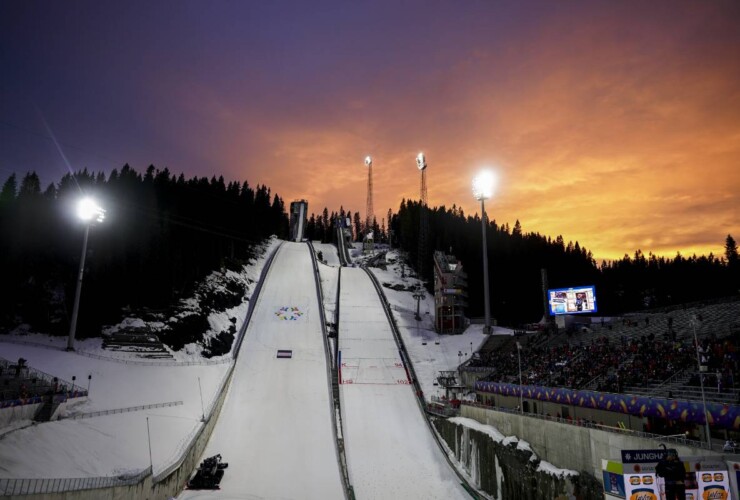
[
  {"left": 289, "top": 200, "right": 308, "bottom": 242},
  {"left": 433, "top": 251, "right": 468, "bottom": 334}
]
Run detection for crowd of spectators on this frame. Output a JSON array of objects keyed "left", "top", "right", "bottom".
[
  {"left": 1, "top": 357, "right": 72, "bottom": 404},
  {"left": 472, "top": 331, "right": 739, "bottom": 398}
]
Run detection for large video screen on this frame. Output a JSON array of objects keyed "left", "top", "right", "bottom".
[{"left": 548, "top": 285, "right": 597, "bottom": 315}]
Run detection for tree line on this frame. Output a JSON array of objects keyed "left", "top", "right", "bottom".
[
  {"left": 0, "top": 165, "right": 288, "bottom": 336},
  {"left": 389, "top": 199, "right": 739, "bottom": 325}
]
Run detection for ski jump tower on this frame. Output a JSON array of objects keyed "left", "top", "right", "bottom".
[
  {"left": 289, "top": 199, "right": 308, "bottom": 242},
  {"left": 364, "top": 156, "right": 374, "bottom": 252},
  {"left": 417, "top": 153, "right": 429, "bottom": 280}
]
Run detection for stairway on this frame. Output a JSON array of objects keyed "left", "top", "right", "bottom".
[{"left": 34, "top": 397, "right": 61, "bottom": 422}]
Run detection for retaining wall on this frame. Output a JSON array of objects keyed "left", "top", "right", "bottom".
[
  {"left": 433, "top": 417, "right": 602, "bottom": 499},
  {"left": 461, "top": 404, "right": 708, "bottom": 480},
  {"left": 0, "top": 403, "right": 42, "bottom": 428}
]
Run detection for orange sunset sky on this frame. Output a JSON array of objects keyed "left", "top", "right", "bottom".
[{"left": 1, "top": 1, "right": 738, "bottom": 261}]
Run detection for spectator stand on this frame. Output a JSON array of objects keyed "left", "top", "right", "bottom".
[
  {"left": 461, "top": 298, "right": 740, "bottom": 444},
  {"left": 0, "top": 357, "right": 86, "bottom": 424}
]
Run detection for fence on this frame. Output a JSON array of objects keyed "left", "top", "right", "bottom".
[
  {"left": 66, "top": 401, "right": 183, "bottom": 420},
  {"left": 75, "top": 349, "right": 231, "bottom": 366},
  {"left": 460, "top": 401, "right": 709, "bottom": 450},
  {"left": 0, "top": 338, "right": 231, "bottom": 367},
  {"left": 0, "top": 467, "right": 151, "bottom": 496},
  {"left": 0, "top": 242, "right": 284, "bottom": 498},
  {"left": 152, "top": 241, "right": 283, "bottom": 483}
]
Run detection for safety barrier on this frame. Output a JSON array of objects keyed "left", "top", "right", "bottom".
[
  {"left": 0, "top": 467, "right": 151, "bottom": 496},
  {"left": 66, "top": 400, "right": 183, "bottom": 420},
  {"left": 361, "top": 266, "right": 481, "bottom": 498},
  {"left": 0, "top": 241, "right": 283, "bottom": 498},
  {"left": 307, "top": 241, "right": 353, "bottom": 500}
]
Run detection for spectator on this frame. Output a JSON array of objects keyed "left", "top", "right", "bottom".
[{"left": 656, "top": 449, "right": 686, "bottom": 500}]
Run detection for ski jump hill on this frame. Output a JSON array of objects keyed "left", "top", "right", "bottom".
[{"left": 181, "top": 241, "right": 469, "bottom": 499}]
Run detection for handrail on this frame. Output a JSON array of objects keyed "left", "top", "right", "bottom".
[
  {"left": 646, "top": 369, "right": 688, "bottom": 396},
  {"left": 0, "top": 336, "right": 231, "bottom": 367},
  {"left": 0, "top": 240, "right": 283, "bottom": 497},
  {"left": 361, "top": 266, "right": 481, "bottom": 498},
  {"left": 1, "top": 467, "right": 152, "bottom": 496},
  {"left": 65, "top": 401, "right": 183, "bottom": 420},
  {"left": 232, "top": 241, "right": 283, "bottom": 358},
  {"left": 76, "top": 349, "right": 231, "bottom": 366},
  {"left": 154, "top": 240, "right": 283, "bottom": 483},
  {"left": 307, "top": 241, "right": 352, "bottom": 500},
  {"left": 460, "top": 401, "right": 711, "bottom": 450},
  {"left": 0, "top": 356, "right": 82, "bottom": 394}
]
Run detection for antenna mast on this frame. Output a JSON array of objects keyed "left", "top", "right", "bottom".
[
  {"left": 365, "top": 156, "right": 374, "bottom": 234},
  {"left": 417, "top": 153, "right": 429, "bottom": 282}
]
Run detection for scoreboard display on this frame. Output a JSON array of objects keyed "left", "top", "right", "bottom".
[{"left": 548, "top": 285, "right": 597, "bottom": 315}]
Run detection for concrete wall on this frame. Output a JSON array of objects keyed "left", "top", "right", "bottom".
[
  {"left": 0, "top": 403, "right": 42, "bottom": 428},
  {"left": 461, "top": 405, "right": 709, "bottom": 481},
  {"left": 477, "top": 392, "right": 649, "bottom": 432},
  {"left": 433, "top": 417, "right": 603, "bottom": 499}
]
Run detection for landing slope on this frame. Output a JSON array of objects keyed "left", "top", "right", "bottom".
[
  {"left": 180, "top": 242, "right": 343, "bottom": 499},
  {"left": 338, "top": 267, "right": 468, "bottom": 499}
]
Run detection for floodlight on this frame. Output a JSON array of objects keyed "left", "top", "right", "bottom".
[
  {"left": 365, "top": 156, "right": 372, "bottom": 167},
  {"left": 77, "top": 197, "right": 105, "bottom": 223},
  {"left": 416, "top": 153, "right": 427, "bottom": 171},
  {"left": 472, "top": 170, "right": 495, "bottom": 201}
]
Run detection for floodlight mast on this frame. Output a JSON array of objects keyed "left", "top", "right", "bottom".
[
  {"left": 67, "top": 197, "right": 105, "bottom": 351},
  {"left": 473, "top": 170, "right": 495, "bottom": 334},
  {"left": 416, "top": 153, "right": 427, "bottom": 171},
  {"left": 417, "top": 152, "right": 429, "bottom": 278},
  {"left": 365, "top": 156, "right": 374, "bottom": 236}
]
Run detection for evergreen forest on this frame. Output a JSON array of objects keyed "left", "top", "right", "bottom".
[
  {"left": 1, "top": 166, "right": 738, "bottom": 338},
  {"left": 0, "top": 166, "right": 289, "bottom": 337},
  {"left": 304, "top": 200, "right": 739, "bottom": 326}
]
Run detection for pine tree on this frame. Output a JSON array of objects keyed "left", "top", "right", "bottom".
[
  {"left": 726, "top": 234, "right": 738, "bottom": 264},
  {"left": 1, "top": 173, "right": 17, "bottom": 202}
]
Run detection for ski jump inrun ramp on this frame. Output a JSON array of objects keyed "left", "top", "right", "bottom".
[{"left": 182, "top": 243, "right": 469, "bottom": 499}]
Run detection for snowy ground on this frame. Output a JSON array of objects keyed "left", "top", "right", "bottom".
[
  {"left": 339, "top": 266, "right": 468, "bottom": 499},
  {"left": 354, "top": 246, "right": 508, "bottom": 401},
  {"left": 0, "top": 239, "right": 280, "bottom": 479},
  {"left": 0, "top": 238, "right": 545, "bottom": 499},
  {"left": 180, "top": 242, "right": 343, "bottom": 500}
]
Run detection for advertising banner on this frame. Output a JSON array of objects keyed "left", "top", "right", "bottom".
[
  {"left": 603, "top": 459, "right": 626, "bottom": 498},
  {"left": 622, "top": 449, "right": 665, "bottom": 499},
  {"left": 624, "top": 473, "right": 659, "bottom": 499},
  {"left": 696, "top": 470, "right": 731, "bottom": 499}
]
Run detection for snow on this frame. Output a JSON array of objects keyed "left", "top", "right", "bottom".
[
  {"left": 179, "top": 242, "right": 343, "bottom": 499},
  {"left": 339, "top": 266, "right": 468, "bottom": 499},
  {"left": 448, "top": 417, "right": 578, "bottom": 478},
  {"left": 0, "top": 341, "right": 229, "bottom": 478},
  {"left": 0, "top": 240, "right": 280, "bottom": 480},
  {"left": 0, "top": 239, "right": 570, "bottom": 498},
  {"left": 313, "top": 241, "right": 341, "bottom": 267},
  {"left": 366, "top": 249, "right": 502, "bottom": 401}
]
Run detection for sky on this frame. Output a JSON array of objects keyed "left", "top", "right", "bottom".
[{"left": 1, "top": 0, "right": 739, "bottom": 261}]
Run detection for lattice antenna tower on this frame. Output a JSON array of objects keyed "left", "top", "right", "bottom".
[
  {"left": 416, "top": 153, "right": 429, "bottom": 282},
  {"left": 365, "top": 156, "right": 374, "bottom": 234},
  {"left": 417, "top": 153, "right": 428, "bottom": 207}
]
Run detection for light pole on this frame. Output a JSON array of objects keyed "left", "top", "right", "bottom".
[
  {"left": 516, "top": 341, "right": 523, "bottom": 414},
  {"left": 413, "top": 286, "right": 424, "bottom": 321},
  {"left": 691, "top": 314, "right": 711, "bottom": 448},
  {"left": 67, "top": 197, "right": 105, "bottom": 351},
  {"left": 472, "top": 170, "right": 495, "bottom": 334}
]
